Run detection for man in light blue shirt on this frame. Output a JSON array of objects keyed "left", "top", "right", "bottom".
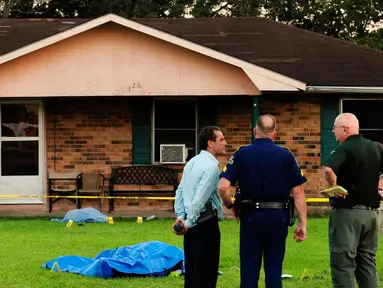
[{"left": 173, "top": 126, "right": 226, "bottom": 288}]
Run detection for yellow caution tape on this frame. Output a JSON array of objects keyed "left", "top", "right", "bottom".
[
  {"left": 0, "top": 195, "right": 175, "bottom": 200},
  {"left": 0, "top": 194, "right": 330, "bottom": 203},
  {"left": 306, "top": 198, "right": 329, "bottom": 203}
]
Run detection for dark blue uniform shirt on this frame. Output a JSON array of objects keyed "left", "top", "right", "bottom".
[{"left": 220, "top": 138, "right": 307, "bottom": 202}]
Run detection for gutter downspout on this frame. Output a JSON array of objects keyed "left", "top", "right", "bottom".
[{"left": 252, "top": 97, "right": 260, "bottom": 141}]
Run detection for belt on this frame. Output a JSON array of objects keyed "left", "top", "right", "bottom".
[
  {"left": 351, "top": 205, "right": 377, "bottom": 211},
  {"left": 185, "top": 206, "right": 218, "bottom": 225},
  {"left": 250, "top": 201, "right": 288, "bottom": 209},
  {"left": 333, "top": 204, "right": 378, "bottom": 211}
]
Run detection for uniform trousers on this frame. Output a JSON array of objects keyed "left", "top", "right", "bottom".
[
  {"left": 183, "top": 216, "right": 220, "bottom": 288},
  {"left": 329, "top": 208, "right": 378, "bottom": 288},
  {"left": 240, "top": 210, "right": 289, "bottom": 288}
]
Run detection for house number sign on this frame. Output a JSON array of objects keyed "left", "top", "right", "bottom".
[{"left": 128, "top": 82, "right": 142, "bottom": 92}]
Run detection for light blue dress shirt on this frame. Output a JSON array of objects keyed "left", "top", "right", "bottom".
[{"left": 174, "top": 150, "right": 224, "bottom": 228}]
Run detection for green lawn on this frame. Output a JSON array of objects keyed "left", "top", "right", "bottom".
[{"left": 1, "top": 217, "right": 383, "bottom": 287}]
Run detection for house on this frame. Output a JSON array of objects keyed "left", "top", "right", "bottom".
[{"left": 0, "top": 14, "right": 382, "bottom": 216}]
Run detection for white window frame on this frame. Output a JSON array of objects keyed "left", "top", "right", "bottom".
[
  {"left": 0, "top": 100, "right": 45, "bottom": 204},
  {"left": 152, "top": 99, "right": 198, "bottom": 164}
]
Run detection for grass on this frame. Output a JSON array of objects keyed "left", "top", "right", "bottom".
[{"left": 1, "top": 217, "right": 383, "bottom": 288}]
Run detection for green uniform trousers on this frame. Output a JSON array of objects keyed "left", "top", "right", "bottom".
[{"left": 329, "top": 208, "right": 378, "bottom": 288}]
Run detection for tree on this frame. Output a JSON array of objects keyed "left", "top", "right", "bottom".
[
  {"left": 0, "top": 0, "right": 50, "bottom": 18},
  {"left": 355, "top": 28, "right": 383, "bottom": 50},
  {"left": 86, "top": 0, "right": 194, "bottom": 19},
  {"left": 0, "top": 0, "right": 195, "bottom": 19},
  {"left": 1, "top": 0, "right": 24, "bottom": 18},
  {"left": 227, "top": 0, "right": 383, "bottom": 40}
]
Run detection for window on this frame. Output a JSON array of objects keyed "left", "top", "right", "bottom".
[
  {"left": 0, "top": 104, "right": 40, "bottom": 176},
  {"left": 153, "top": 100, "right": 197, "bottom": 163},
  {"left": 342, "top": 99, "right": 383, "bottom": 144}
]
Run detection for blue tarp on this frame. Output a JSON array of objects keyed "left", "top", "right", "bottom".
[
  {"left": 42, "top": 241, "right": 184, "bottom": 278},
  {"left": 50, "top": 207, "right": 108, "bottom": 223}
]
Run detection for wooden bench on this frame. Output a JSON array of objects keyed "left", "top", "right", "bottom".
[
  {"left": 108, "top": 165, "right": 179, "bottom": 213},
  {"left": 48, "top": 171, "right": 80, "bottom": 213}
]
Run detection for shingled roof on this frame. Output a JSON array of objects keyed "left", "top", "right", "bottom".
[
  {"left": 1, "top": 16, "right": 383, "bottom": 87},
  {"left": 0, "top": 18, "right": 88, "bottom": 56}
]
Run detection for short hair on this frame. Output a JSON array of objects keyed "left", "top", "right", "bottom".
[
  {"left": 256, "top": 114, "right": 276, "bottom": 134},
  {"left": 199, "top": 126, "right": 221, "bottom": 150}
]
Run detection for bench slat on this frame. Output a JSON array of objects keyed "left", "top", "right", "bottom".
[
  {"left": 48, "top": 172, "right": 80, "bottom": 179},
  {"left": 112, "top": 166, "right": 178, "bottom": 185}
]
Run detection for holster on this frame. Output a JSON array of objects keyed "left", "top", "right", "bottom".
[
  {"left": 196, "top": 202, "right": 218, "bottom": 224},
  {"left": 287, "top": 196, "right": 296, "bottom": 227},
  {"left": 233, "top": 192, "right": 242, "bottom": 217}
]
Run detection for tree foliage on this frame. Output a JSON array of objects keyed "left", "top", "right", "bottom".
[{"left": 0, "top": 0, "right": 195, "bottom": 19}]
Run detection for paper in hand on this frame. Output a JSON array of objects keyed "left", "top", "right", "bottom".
[{"left": 319, "top": 186, "right": 348, "bottom": 198}]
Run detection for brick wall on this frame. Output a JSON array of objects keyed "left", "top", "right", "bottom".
[
  {"left": 46, "top": 98, "right": 133, "bottom": 174},
  {"left": 216, "top": 97, "right": 252, "bottom": 171},
  {"left": 216, "top": 96, "right": 327, "bottom": 197}
]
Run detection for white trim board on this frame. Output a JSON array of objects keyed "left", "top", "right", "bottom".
[{"left": 0, "top": 14, "right": 306, "bottom": 92}]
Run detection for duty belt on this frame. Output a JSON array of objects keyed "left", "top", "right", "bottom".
[
  {"left": 333, "top": 204, "right": 378, "bottom": 211},
  {"left": 242, "top": 200, "right": 288, "bottom": 210},
  {"left": 236, "top": 197, "right": 295, "bottom": 226}
]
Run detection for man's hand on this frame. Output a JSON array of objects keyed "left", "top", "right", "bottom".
[
  {"left": 172, "top": 219, "right": 188, "bottom": 236},
  {"left": 293, "top": 223, "right": 306, "bottom": 243},
  {"left": 229, "top": 207, "right": 239, "bottom": 224},
  {"left": 335, "top": 191, "right": 347, "bottom": 199}
]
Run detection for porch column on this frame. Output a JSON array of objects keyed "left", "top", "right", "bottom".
[{"left": 252, "top": 97, "right": 260, "bottom": 140}]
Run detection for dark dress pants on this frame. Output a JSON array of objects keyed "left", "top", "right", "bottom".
[
  {"left": 240, "top": 210, "right": 289, "bottom": 288},
  {"left": 183, "top": 216, "right": 220, "bottom": 288}
]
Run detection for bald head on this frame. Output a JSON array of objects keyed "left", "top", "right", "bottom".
[
  {"left": 335, "top": 113, "right": 359, "bottom": 133},
  {"left": 332, "top": 113, "right": 359, "bottom": 143},
  {"left": 255, "top": 114, "right": 276, "bottom": 136}
]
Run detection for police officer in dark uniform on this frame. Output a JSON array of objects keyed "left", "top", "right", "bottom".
[
  {"left": 324, "top": 113, "right": 383, "bottom": 288},
  {"left": 218, "top": 114, "right": 307, "bottom": 288}
]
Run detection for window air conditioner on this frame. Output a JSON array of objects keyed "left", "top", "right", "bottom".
[{"left": 160, "top": 144, "right": 186, "bottom": 164}]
